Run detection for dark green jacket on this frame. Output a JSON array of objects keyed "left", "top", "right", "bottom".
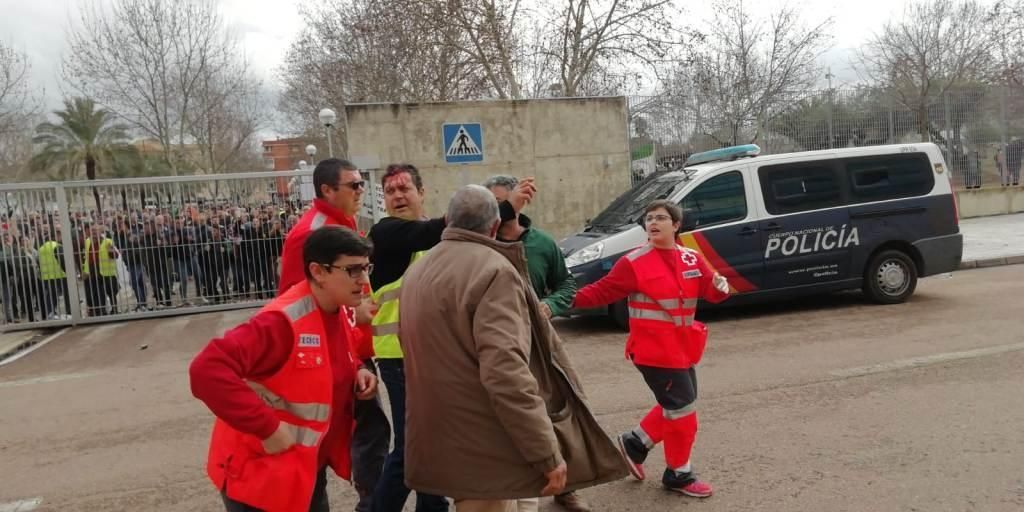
[{"left": 499, "top": 214, "right": 576, "bottom": 316}]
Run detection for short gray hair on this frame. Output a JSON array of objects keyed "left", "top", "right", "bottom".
[
  {"left": 447, "top": 185, "right": 500, "bottom": 235},
  {"left": 482, "top": 175, "right": 518, "bottom": 191}
]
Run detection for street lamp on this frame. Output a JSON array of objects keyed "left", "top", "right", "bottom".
[
  {"left": 305, "top": 144, "right": 317, "bottom": 165},
  {"left": 318, "top": 108, "right": 337, "bottom": 157}
]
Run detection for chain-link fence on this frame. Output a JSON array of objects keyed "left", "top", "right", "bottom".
[
  {"left": 628, "top": 85, "right": 1024, "bottom": 189},
  {"left": 0, "top": 168, "right": 381, "bottom": 332}
]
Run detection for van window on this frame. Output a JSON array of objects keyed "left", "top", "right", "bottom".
[
  {"left": 759, "top": 164, "right": 841, "bottom": 214},
  {"left": 845, "top": 154, "right": 934, "bottom": 202},
  {"left": 680, "top": 171, "right": 747, "bottom": 227},
  {"left": 589, "top": 173, "right": 688, "bottom": 230}
]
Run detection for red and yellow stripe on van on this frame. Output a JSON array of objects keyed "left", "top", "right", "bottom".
[{"left": 677, "top": 232, "right": 758, "bottom": 293}]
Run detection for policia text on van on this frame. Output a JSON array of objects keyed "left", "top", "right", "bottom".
[{"left": 560, "top": 143, "right": 963, "bottom": 328}]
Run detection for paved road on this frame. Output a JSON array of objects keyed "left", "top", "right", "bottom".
[{"left": 2, "top": 266, "right": 1023, "bottom": 511}]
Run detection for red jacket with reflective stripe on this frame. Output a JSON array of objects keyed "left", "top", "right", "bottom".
[
  {"left": 206, "top": 281, "right": 354, "bottom": 512},
  {"left": 576, "top": 244, "right": 730, "bottom": 368},
  {"left": 278, "top": 199, "right": 374, "bottom": 360}
]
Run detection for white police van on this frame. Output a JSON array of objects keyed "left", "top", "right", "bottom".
[{"left": 561, "top": 143, "right": 963, "bottom": 327}]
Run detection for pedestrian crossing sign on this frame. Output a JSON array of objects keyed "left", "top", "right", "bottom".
[{"left": 443, "top": 123, "right": 484, "bottom": 164}]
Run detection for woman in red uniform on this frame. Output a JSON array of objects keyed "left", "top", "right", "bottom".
[
  {"left": 190, "top": 226, "right": 378, "bottom": 512},
  {"left": 573, "top": 200, "right": 730, "bottom": 498}
]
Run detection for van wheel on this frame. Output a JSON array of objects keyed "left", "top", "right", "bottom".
[
  {"left": 863, "top": 250, "right": 917, "bottom": 304},
  {"left": 610, "top": 299, "right": 629, "bottom": 331}
]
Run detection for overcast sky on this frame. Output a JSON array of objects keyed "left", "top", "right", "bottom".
[{"left": 0, "top": 0, "right": 919, "bottom": 129}]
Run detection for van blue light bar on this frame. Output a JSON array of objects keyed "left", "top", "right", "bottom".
[{"left": 685, "top": 144, "right": 761, "bottom": 166}]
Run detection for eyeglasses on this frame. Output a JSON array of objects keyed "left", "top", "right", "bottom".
[
  {"left": 645, "top": 214, "right": 673, "bottom": 223},
  {"left": 337, "top": 180, "right": 366, "bottom": 191},
  {"left": 323, "top": 262, "right": 373, "bottom": 279}
]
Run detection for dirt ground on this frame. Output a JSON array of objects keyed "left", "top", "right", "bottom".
[{"left": 1, "top": 265, "right": 1023, "bottom": 512}]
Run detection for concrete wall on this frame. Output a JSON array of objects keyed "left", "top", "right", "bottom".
[
  {"left": 346, "top": 97, "right": 630, "bottom": 239},
  {"left": 956, "top": 186, "right": 1024, "bottom": 218}
]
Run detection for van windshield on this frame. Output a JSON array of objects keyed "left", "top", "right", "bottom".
[{"left": 588, "top": 172, "right": 687, "bottom": 231}]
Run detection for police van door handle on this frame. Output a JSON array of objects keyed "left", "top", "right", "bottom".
[
  {"left": 738, "top": 226, "right": 759, "bottom": 236},
  {"left": 763, "top": 223, "right": 782, "bottom": 232}
]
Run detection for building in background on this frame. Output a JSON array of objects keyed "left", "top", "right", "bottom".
[{"left": 262, "top": 137, "right": 310, "bottom": 199}]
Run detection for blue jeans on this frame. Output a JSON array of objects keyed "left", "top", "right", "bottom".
[
  {"left": 128, "top": 263, "right": 147, "bottom": 306},
  {"left": 371, "top": 359, "right": 449, "bottom": 512},
  {"left": 176, "top": 260, "right": 191, "bottom": 300}
]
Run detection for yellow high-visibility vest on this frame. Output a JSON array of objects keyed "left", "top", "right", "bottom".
[
  {"left": 370, "top": 250, "right": 427, "bottom": 359},
  {"left": 82, "top": 238, "right": 117, "bottom": 277}
]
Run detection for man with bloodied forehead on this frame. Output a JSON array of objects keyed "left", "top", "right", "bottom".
[{"left": 367, "top": 164, "right": 536, "bottom": 512}]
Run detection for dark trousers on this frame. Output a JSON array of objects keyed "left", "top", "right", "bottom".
[
  {"left": 40, "top": 279, "right": 70, "bottom": 318},
  {"left": 222, "top": 466, "right": 329, "bottom": 512},
  {"left": 127, "top": 263, "right": 147, "bottom": 306},
  {"left": 371, "top": 359, "right": 449, "bottom": 512},
  {"left": 352, "top": 359, "right": 392, "bottom": 512},
  {"left": 150, "top": 266, "right": 172, "bottom": 306},
  {"left": 84, "top": 275, "right": 107, "bottom": 316},
  {"left": 636, "top": 365, "right": 698, "bottom": 410}
]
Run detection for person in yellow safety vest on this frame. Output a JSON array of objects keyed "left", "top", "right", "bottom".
[
  {"left": 367, "top": 164, "right": 536, "bottom": 512},
  {"left": 38, "top": 231, "right": 71, "bottom": 320},
  {"left": 81, "top": 224, "right": 119, "bottom": 316}
]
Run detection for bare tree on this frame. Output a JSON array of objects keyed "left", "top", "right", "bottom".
[
  {"left": 0, "top": 42, "right": 37, "bottom": 135},
  {"left": 988, "top": 1, "right": 1024, "bottom": 86},
  {"left": 185, "top": 60, "right": 267, "bottom": 174},
  {"left": 0, "top": 42, "right": 39, "bottom": 181},
  {"left": 279, "top": 0, "right": 489, "bottom": 151},
  {"left": 676, "top": 0, "right": 832, "bottom": 147},
  {"left": 858, "top": 0, "right": 992, "bottom": 140},
  {"left": 432, "top": 0, "right": 526, "bottom": 99},
  {"left": 64, "top": 0, "right": 253, "bottom": 175},
  {"left": 537, "top": 0, "right": 682, "bottom": 97}
]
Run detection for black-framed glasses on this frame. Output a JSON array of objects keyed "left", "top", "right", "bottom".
[
  {"left": 323, "top": 262, "right": 373, "bottom": 278},
  {"left": 337, "top": 180, "right": 366, "bottom": 191}
]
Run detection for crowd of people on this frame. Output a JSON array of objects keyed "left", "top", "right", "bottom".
[
  {"left": 187, "top": 159, "right": 734, "bottom": 512},
  {"left": 0, "top": 200, "right": 309, "bottom": 324}
]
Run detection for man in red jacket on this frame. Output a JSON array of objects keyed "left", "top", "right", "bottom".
[
  {"left": 191, "top": 225, "right": 379, "bottom": 512},
  {"left": 573, "top": 200, "right": 730, "bottom": 499},
  {"left": 279, "top": 158, "right": 363, "bottom": 294},
  {"left": 277, "top": 158, "right": 389, "bottom": 512}
]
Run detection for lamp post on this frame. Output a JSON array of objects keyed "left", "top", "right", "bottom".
[
  {"left": 318, "top": 108, "right": 336, "bottom": 157},
  {"left": 305, "top": 144, "right": 317, "bottom": 166}
]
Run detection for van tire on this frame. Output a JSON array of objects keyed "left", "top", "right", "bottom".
[
  {"left": 863, "top": 249, "right": 918, "bottom": 304},
  {"left": 611, "top": 299, "right": 629, "bottom": 331}
]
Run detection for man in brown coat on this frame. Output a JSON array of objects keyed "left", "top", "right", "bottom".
[{"left": 399, "top": 185, "right": 627, "bottom": 512}]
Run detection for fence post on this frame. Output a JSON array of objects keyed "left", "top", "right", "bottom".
[
  {"left": 827, "top": 89, "right": 835, "bottom": 149},
  {"left": 1001, "top": 84, "right": 1009, "bottom": 145},
  {"left": 55, "top": 184, "right": 83, "bottom": 325},
  {"left": 888, "top": 92, "right": 896, "bottom": 144}
]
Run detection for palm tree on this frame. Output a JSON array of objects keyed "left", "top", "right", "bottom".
[{"left": 31, "top": 97, "right": 139, "bottom": 214}]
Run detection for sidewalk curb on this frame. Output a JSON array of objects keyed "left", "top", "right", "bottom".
[
  {"left": 0, "top": 328, "right": 68, "bottom": 368},
  {"left": 959, "top": 254, "right": 1024, "bottom": 270}
]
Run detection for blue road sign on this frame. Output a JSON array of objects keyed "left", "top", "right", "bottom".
[{"left": 443, "top": 123, "right": 484, "bottom": 164}]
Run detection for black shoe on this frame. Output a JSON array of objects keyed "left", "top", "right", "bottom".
[
  {"left": 662, "top": 468, "right": 713, "bottom": 498},
  {"left": 617, "top": 432, "right": 649, "bottom": 481}
]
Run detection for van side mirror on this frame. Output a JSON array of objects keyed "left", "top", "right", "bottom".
[{"left": 679, "top": 209, "right": 699, "bottom": 233}]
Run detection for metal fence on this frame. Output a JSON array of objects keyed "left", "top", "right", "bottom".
[
  {"left": 0, "top": 168, "right": 373, "bottom": 332},
  {"left": 628, "top": 84, "right": 1024, "bottom": 189}
]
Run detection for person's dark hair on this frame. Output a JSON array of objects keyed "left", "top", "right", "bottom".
[
  {"left": 381, "top": 163, "right": 424, "bottom": 190},
  {"left": 644, "top": 200, "right": 683, "bottom": 224},
  {"left": 302, "top": 225, "right": 372, "bottom": 280},
  {"left": 313, "top": 158, "right": 358, "bottom": 199}
]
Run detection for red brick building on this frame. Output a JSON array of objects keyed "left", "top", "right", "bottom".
[{"left": 262, "top": 137, "right": 310, "bottom": 197}]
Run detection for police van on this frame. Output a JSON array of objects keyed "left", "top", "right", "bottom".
[{"left": 561, "top": 143, "right": 963, "bottom": 327}]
